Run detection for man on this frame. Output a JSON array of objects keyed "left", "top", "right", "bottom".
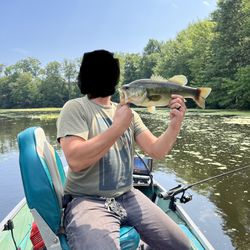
[{"left": 57, "top": 49, "right": 190, "bottom": 250}]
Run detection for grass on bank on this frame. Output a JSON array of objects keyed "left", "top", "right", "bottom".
[
  {"left": 0, "top": 108, "right": 62, "bottom": 121},
  {"left": 0, "top": 107, "right": 62, "bottom": 113},
  {"left": 0, "top": 108, "right": 250, "bottom": 122}
]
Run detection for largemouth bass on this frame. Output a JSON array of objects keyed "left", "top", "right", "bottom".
[{"left": 120, "top": 75, "right": 211, "bottom": 112}]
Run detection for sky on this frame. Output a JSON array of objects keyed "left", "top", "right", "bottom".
[{"left": 0, "top": 0, "right": 217, "bottom": 66}]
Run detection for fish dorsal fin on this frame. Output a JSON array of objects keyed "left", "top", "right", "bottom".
[
  {"left": 150, "top": 75, "right": 168, "bottom": 82},
  {"left": 168, "top": 75, "right": 188, "bottom": 86}
]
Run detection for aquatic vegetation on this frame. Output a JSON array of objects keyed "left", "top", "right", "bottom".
[
  {"left": 0, "top": 108, "right": 61, "bottom": 113},
  {"left": 0, "top": 108, "right": 61, "bottom": 120},
  {"left": 30, "top": 114, "right": 59, "bottom": 120},
  {"left": 222, "top": 117, "right": 250, "bottom": 125}
]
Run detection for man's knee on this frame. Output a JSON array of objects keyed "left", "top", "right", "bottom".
[
  {"left": 175, "top": 237, "right": 191, "bottom": 250},
  {"left": 168, "top": 229, "right": 191, "bottom": 250},
  {"left": 67, "top": 226, "right": 120, "bottom": 250}
]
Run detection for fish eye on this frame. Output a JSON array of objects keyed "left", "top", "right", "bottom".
[{"left": 123, "top": 86, "right": 129, "bottom": 90}]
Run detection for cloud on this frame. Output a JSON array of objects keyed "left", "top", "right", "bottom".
[
  {"left": 10, "top": 48, "right": 29, "bottom": 54},
  {"left": 203, "top": 1, "right": 210, "bottom": 6}
]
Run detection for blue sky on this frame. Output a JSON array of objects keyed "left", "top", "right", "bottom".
[{"left": 0, "top": 0, "right": 217, "bottom": 66}]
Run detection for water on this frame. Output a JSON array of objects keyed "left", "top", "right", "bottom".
[{"left": 0, "top": 108, "right": 249, "bottom": 250}]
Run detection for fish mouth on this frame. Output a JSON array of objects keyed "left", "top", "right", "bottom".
[{"left": 118, "top": 88, "right": 128, "bottom": 104}]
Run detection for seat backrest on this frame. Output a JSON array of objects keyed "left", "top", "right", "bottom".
[
  {"left": 18, "top": 126, "right": 140, "bottom": 250},
  {"left": 18, "top": 127, "right": 66, "bottom": 234}
]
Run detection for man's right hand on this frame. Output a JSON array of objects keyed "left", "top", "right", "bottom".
[{"left": 112, "top": 104, "right": 133, "bottom": 133}]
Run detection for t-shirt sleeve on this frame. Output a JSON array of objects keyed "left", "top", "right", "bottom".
[
  {"left": 56, "top": 100, "right": 89, "bottom": 142},
  {"left": 132, "top": 110, "right": 149, "bottom": 138}
]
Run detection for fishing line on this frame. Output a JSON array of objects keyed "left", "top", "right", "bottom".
[
  {"left": 188, "top": 165, "right": 250, "bottom": 189},
  {"left": 210, "top": 171, "right": 238, "bottom": 188},
  {"left": 159, "top": 165, "right": 250, "bottom": 200}
]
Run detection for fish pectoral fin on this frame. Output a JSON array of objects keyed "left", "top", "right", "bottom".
[
  {"left": 147, "top": 94, "right": 161, "bottom": 101},
  {"left": 168, "top": 75, "right": 188, "bottom": 86},
  {"left": 147, "top": 106, "right": 156, "bottom": 113}
]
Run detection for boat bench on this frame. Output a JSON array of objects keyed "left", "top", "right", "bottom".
[{"left": 18, "top": 127, "right": 140, "bottom": 250}]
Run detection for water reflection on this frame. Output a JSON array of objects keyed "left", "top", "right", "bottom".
[
  {"left": 0, "top": 109, "right": 249, "bottom": 249},
  {"left": 0, "top": 110, "right": 60, "bottom": 154},
  {"left": 138, "top": 109, "right": 250, "bottom": 250}
]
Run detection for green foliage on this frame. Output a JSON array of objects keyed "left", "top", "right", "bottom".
[
  {"left": 209, "top": 0, "right": 249, "bottom": 79},
  {"left": 123, "top": 53, "right": 142, "bottom": 84},
  {"left": 0, "top": 58, "right": 82, "bottom": 108},
  {"left": 0, "top": 76, "right": 12, "bottom": 108},
  {"left": 204, "top": 0, "right": 250, "bottom": 109},
  {"left": 13, "top": 57, "right": 42, "bottom": 77},
  {"left": 9, "top": 73, "right": 37, "bottom": 108},
  {"left": 233, "top": 66, "right": 250, "bottom": 109},
  {"left": 140, "top": 39, "right": 162, "bottom": 78},
  {"left": 155, "top": 20, "right": 215, "bottom": 85}
]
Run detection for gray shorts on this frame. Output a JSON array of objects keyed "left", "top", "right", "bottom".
[{"left": 64, "top": 188, "right": 190, "bottom": 250}]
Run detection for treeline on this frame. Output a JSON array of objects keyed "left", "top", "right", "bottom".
[{"left": 0, "top": 0, "right": 249, "bottom": 109}]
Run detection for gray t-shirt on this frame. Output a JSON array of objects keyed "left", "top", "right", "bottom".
[{"left": 57, "top": 96, "right": 148, "bottom": 197}]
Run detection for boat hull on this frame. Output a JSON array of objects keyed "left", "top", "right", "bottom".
[{"left": 0, "top": 179, "right": 214, "bottom": 250}]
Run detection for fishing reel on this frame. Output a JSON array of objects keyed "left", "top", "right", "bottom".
[
  {"left": 157, "top": 165, "right": 250, "bottom": 211},
  {"left": 179, "top": 192, "right": 192, "bottom": 204},
  {"left": 158, "top": 184, "right": 192, "bottom": 210}
]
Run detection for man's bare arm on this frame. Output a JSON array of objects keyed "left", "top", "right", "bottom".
[
  {"left": 136, "top": 95, "right": 186, "bottom": 159},
  {"left": 60, "top": 104, "right": 132, "bottom": 172}
]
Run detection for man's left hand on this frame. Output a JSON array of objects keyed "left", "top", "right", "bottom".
[{"left": 168, "top": 94, "right": 186, "bottom": 129}]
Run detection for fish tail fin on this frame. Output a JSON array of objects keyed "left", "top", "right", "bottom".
[{"left": 194, "top": 87, "right": 212, "bottom": 109}]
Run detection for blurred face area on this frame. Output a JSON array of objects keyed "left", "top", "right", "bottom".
[{"left": 77, "top": 50, "right": 120, "bottom": 98}]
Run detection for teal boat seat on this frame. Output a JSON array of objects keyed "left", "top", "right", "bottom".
[{"left": 18, "top": 127, "right": 140, "bottom": 250}]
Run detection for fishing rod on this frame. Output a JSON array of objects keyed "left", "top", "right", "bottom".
[{"left": 158, "top": 165, "right": 250, "bottom": 210}]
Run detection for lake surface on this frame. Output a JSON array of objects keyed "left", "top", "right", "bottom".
[{"left": 0, "top": 108, "right": 249, "bottom": 250}]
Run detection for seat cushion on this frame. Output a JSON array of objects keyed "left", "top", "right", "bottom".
[{"left": 120, "top": 226, "right": 140, "bottom": 250}]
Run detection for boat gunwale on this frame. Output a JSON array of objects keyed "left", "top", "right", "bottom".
[
  {"left": 154, "top": 180, "right": 215, "bottom": 250},
  {"left": 0, "top": 197, "right": 26, "bottom": 232}
]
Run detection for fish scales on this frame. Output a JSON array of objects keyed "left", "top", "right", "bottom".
[
  {"left": 120, "top": 75, "right": 211, "bottom": 111},
  {"left": 138, "top": 81, "right": 199, "bottom": 97}
]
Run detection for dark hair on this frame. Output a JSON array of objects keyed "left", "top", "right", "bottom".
[{"left": 77, "top": 49, "right": 120, "bottom": 98}]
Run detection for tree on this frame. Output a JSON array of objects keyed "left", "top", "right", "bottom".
[
  {"left": 206, "top": 0, "right": 250, "bottom": 108},
  {"left": 155, "top": 20, "right": 215, "bottom": 85},
  {"left": 38, "top": 62, "right": 66, "bottom": 107},
  {"left": 154, "top": 40, "right": 178, "bottom": 78},
  {"left": 233, "top": 66, "right": 250, "bottom": 109},
  {"left": 0, "top": 76, "right": 12, "bottom": 108},
  {"left": 143, "top": 39, "right": 162, "bottom": 56},
  {"left": 9, "top": 73, "right": 38, "bottom": 108},
  {"left": 123, "top": 53, "right": 142, "bottom": 85},
  {"left": 62, "top": 59, "right": 78, "bottom": 100},
  {"left": 140, "top": 39, "right": 162, "bottom": 79},
  {"left": 0, "top": 64, "right": 4, "bottom": 77},
  {"left": 209, "top": 0, "right": 249, "bottom": 79},
  {"left": 12, "top": 57, "right": 42, "bottom": 77}
]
